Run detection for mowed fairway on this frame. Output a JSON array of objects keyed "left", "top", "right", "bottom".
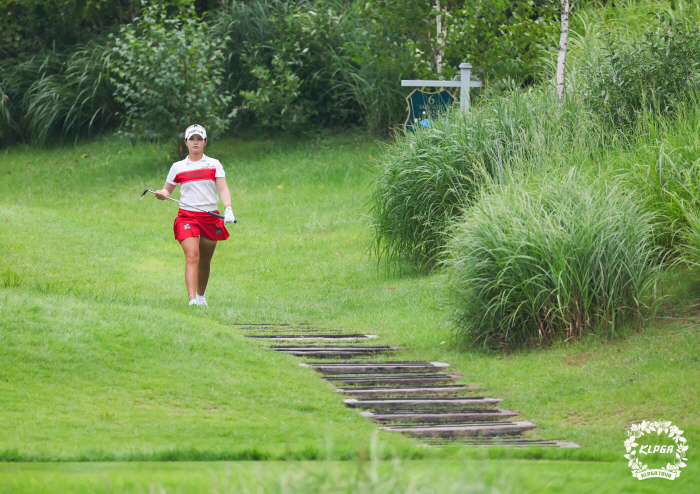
[
  {"left": 1, "top": 133, "right": 699, "bottom": 491},
  {"left": 0, "top": 134, "right": 422, "bottom": 461}
]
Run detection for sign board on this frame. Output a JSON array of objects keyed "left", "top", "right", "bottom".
[{"left": 404, "top": 89, "right": 455, "bottom": 131}]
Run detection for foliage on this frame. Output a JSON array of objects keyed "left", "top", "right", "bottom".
[
  {"left": 368, "top": 86, "right": 593, "bottom": 269},
  {"left": 583, "top": 16, "right": 700, "bottom": 129},
  {"left": 445, "top": 170, "right": 659, "bottom": 350},
  {"left": 109, "top": 3, "right": 232, "bottom": 146},
  {"left": 617, "top": 100, "right": 700, "bottom": 264},
  {"left": 0, "top": 43, "right": 117, "bottom": 145},
  {"left": 0, "top": 0, "right": 198, "bottom": 60},
  {"left": 212, "top": 0, "right": 371, "bottom": 132},
  {"left": 356, "top": 0, "right": 558, "bottom": 82}
]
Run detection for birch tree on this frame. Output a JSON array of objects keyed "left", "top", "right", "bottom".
[
  {"left": 556, "top": 0, "right": 579, "bottom": 104},
  {"left": 433, "top": 0, "right": 447, "bottom": 74}
]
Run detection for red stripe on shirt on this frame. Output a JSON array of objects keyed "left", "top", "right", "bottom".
[{"left": 174, "top": 168, "right": 216, "bottom": 184}]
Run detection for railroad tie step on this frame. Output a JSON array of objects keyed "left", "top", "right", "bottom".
[
  {"left": 247, "top": 334, "right": 378, "bottom": 341},
  {"left": 344, "top": 397, "right": 501, "bottom": 411},
  {"left": 324, "top": 373, "right": 461, "bottom": 386},
  {"left": 274, "top": 346, "right": 402, "bottom": 358},
  {"left": 301, "top": 361, "right": 450, "bottom": 375},
  {"left": 336, "top": 385, "right": 471, "bottom": 398},
  {"left": 381, "top": 421, "right": 536, "bottom": 438},
  {"left": 427, "top": 438, "right": 581, "bottom": 448},
  {"left": 360, "top": 409, "right": 519, "bottom": 424}
]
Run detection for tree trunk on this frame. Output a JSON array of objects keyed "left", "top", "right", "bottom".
[
  {"left": 435, "top": 0, "right": 444, "bottom": 74},
  {"left": 556, "top": 0, "right": 570, "bottom": 104}
]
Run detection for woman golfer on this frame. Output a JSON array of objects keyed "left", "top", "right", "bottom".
[{"left": 154, "top": 124, "right": 235, "bottom": 306}]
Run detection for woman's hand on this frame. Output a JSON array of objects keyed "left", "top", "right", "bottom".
[{"left": 154, "top": 189, "right": 170, "bottom": 200}]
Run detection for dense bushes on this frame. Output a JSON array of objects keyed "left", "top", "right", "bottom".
[
  {"left": 446, "top": 171, "right": 659, "bottom": 350},
  {"left": 368, "top": 86, "right": 593, "bottom": 268},
  {"left": 584, "top": 16, "right": 700, "bottom": 129},
  {"left": 110, "top": 4, "right": 232, "bottom": 148}
]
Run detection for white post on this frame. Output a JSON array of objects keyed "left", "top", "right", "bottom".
[{"left": 459, "top": 63, "right": 472, "bottom": 112}]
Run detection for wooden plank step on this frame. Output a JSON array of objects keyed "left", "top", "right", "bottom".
[
  {"left": 381, "top": 421, "right": 536, "bottom": 438},
  {"left": 276, "top": 349, "right": 398, "bottom": 358},
  {"left": 336, "top": 385, "right": 470, "bottom": 397},
  {"left": 247, "top": 334, "right": 378, "bottom": 341},
  {"left": 344, "top": 397, "right": 501, "bottom": 411},
  {"left": 360, "top": 409, "right": 519, "bottom": 424},
  {"left": 272, "top": 345, "right": 395, "bottom": 350},
  {"left": 324, "top": 374, "right": 460, "bottom": 386},
  {"left": 428, "top": 438, "right": 580, "bottom": 448},
  {"left": 301, "top": 361, "right": 450, "bottom": 375}
]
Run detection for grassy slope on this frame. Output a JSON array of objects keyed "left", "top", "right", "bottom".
[
  {"left": 1, "top": 132, "right": 699, "bottom": 469},
  {"left": 0, "top": 134, "right": 423, "bottom": 461}
]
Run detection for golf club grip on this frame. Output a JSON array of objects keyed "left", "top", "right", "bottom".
[{"left": 208, "top": 211, "right": 225, "bottom": 220}]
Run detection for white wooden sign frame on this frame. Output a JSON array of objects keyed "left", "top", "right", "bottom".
[{"left": 401, "top": 63, "right": 483, "bottom": 112}]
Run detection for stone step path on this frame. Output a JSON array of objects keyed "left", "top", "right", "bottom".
[{"left": 242, "top": 324, "right": 578, "bottom": 448}]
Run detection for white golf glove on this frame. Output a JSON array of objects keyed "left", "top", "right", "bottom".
[{"left": 224, "top": 207, "right": 236, "bottom": 224}]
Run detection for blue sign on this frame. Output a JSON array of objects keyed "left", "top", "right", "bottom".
[{"left": 404, "top": 89, "right": 455, "bottom": 131}]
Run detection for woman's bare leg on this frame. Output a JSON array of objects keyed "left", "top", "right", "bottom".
[
  {"left": 181, "top": 237, "right": 200, "bottom": 300},
  {"left": 197, "top": 237, "right": 217, "bottom": 296}
]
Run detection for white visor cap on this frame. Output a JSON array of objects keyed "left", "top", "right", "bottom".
[{"left": 185, "top": 124, "right": 207, "bottom": 140}]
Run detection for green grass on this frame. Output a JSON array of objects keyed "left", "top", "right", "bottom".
[
  {"left": 1, "top": 458, "right": 698, "bottom": 493},
  {"left": 1, "top": 133, "right": 699, "bottom": 490}
]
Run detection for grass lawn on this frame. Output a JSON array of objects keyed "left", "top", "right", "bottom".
[
  {"left": 1, "top": 132, "right": 698, "bottom": 489},
  {"left": 1, "top": 458, "right": 698, "bottom": 493}
]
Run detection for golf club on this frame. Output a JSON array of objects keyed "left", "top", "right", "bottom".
[{"left": 140, "top": 188, "right": 236, "bottom": 223}]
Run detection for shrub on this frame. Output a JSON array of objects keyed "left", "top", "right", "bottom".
[
  {"left": 445, "top": 170, "right": 658, "bottom": 350},
  {"left": 367, "top": 86, "right": 592, "bottom": 269},
  {"left": 619, "top": 100, "right": 700, "bottom": 261},
  {"left": 583, "top": 16, "right": 700, "bottom": 130},
  {"left": 0, "top": 43, "right": 116, "bottom": 145},
  {"left": 212, "top": 0, "right": 385, "bottom": 132},
  {"left": 110, "top": 4, "right": 232, "bottom": 150}
]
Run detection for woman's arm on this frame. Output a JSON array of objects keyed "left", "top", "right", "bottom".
[
  {"left": 155, "top": 182, "right": 176, "bottom": 200},
  {"left": 216, "top": 177, "right": 232, "bottom": 209}
]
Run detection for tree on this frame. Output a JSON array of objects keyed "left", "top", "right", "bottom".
[
  {"left": 556, "top": 0, "right": 579, "bottom": 103},
  {"left": 358, "top": 0, "right": 558, "bottom": 82},
  {"left": 110, "top": 4, "right": 232, "bottom": 154}
]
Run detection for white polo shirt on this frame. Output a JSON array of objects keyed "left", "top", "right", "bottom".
[{"left": 166, "top": 154, "right": 225, "bottom": 212}]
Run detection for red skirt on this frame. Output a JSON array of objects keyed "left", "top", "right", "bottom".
[{"left": 173, "top": 209, "right": 230, "bottom": 243}]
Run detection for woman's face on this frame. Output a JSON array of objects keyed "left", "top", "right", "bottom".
[{"left": 185, "top": 135, "right": 207, "bottom": 154}]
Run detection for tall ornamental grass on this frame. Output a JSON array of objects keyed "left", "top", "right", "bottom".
[
  {"left": 617, "top": 99, "right": 700, "bottom": 263},
  {"left": 368, "top": 86, "right": 594, "bottom": 269},
  {"left": 446, "top": 170, "right": 658, "bottom": 350},
  {"left": 0, "top": 44, "right": 115, "bottom": 145}
]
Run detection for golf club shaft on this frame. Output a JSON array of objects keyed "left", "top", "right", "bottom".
[{"left": 147, "top": 189, "right": 225, "bottom": 219}]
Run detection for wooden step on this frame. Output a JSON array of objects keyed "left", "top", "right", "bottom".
[
  {"left": 360, "top": 409, "right": 519, "bottom": 424},
  {"left": 301, "top": 361, "right": 450, "bottom": 375},
  {"left": 337, "top": 385, "right": 470, "bottom": 398},
  {"left": 247, "top": 334, "right": 378, "bottom": 341},
  {"left": 344, "top": 397, "right": 501, "bottom": 411},
  {"left": 381, "top": 421, "right": 536, "bottom": 438},
  {"left": 324, "top": 373, "right": 461, "bottom": 386},
  {"left": 428, "top": 438, "right": 580, "bottom": 448},
  {"left": 274, "top": 345, "right": 401, "bottom": 358}
]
